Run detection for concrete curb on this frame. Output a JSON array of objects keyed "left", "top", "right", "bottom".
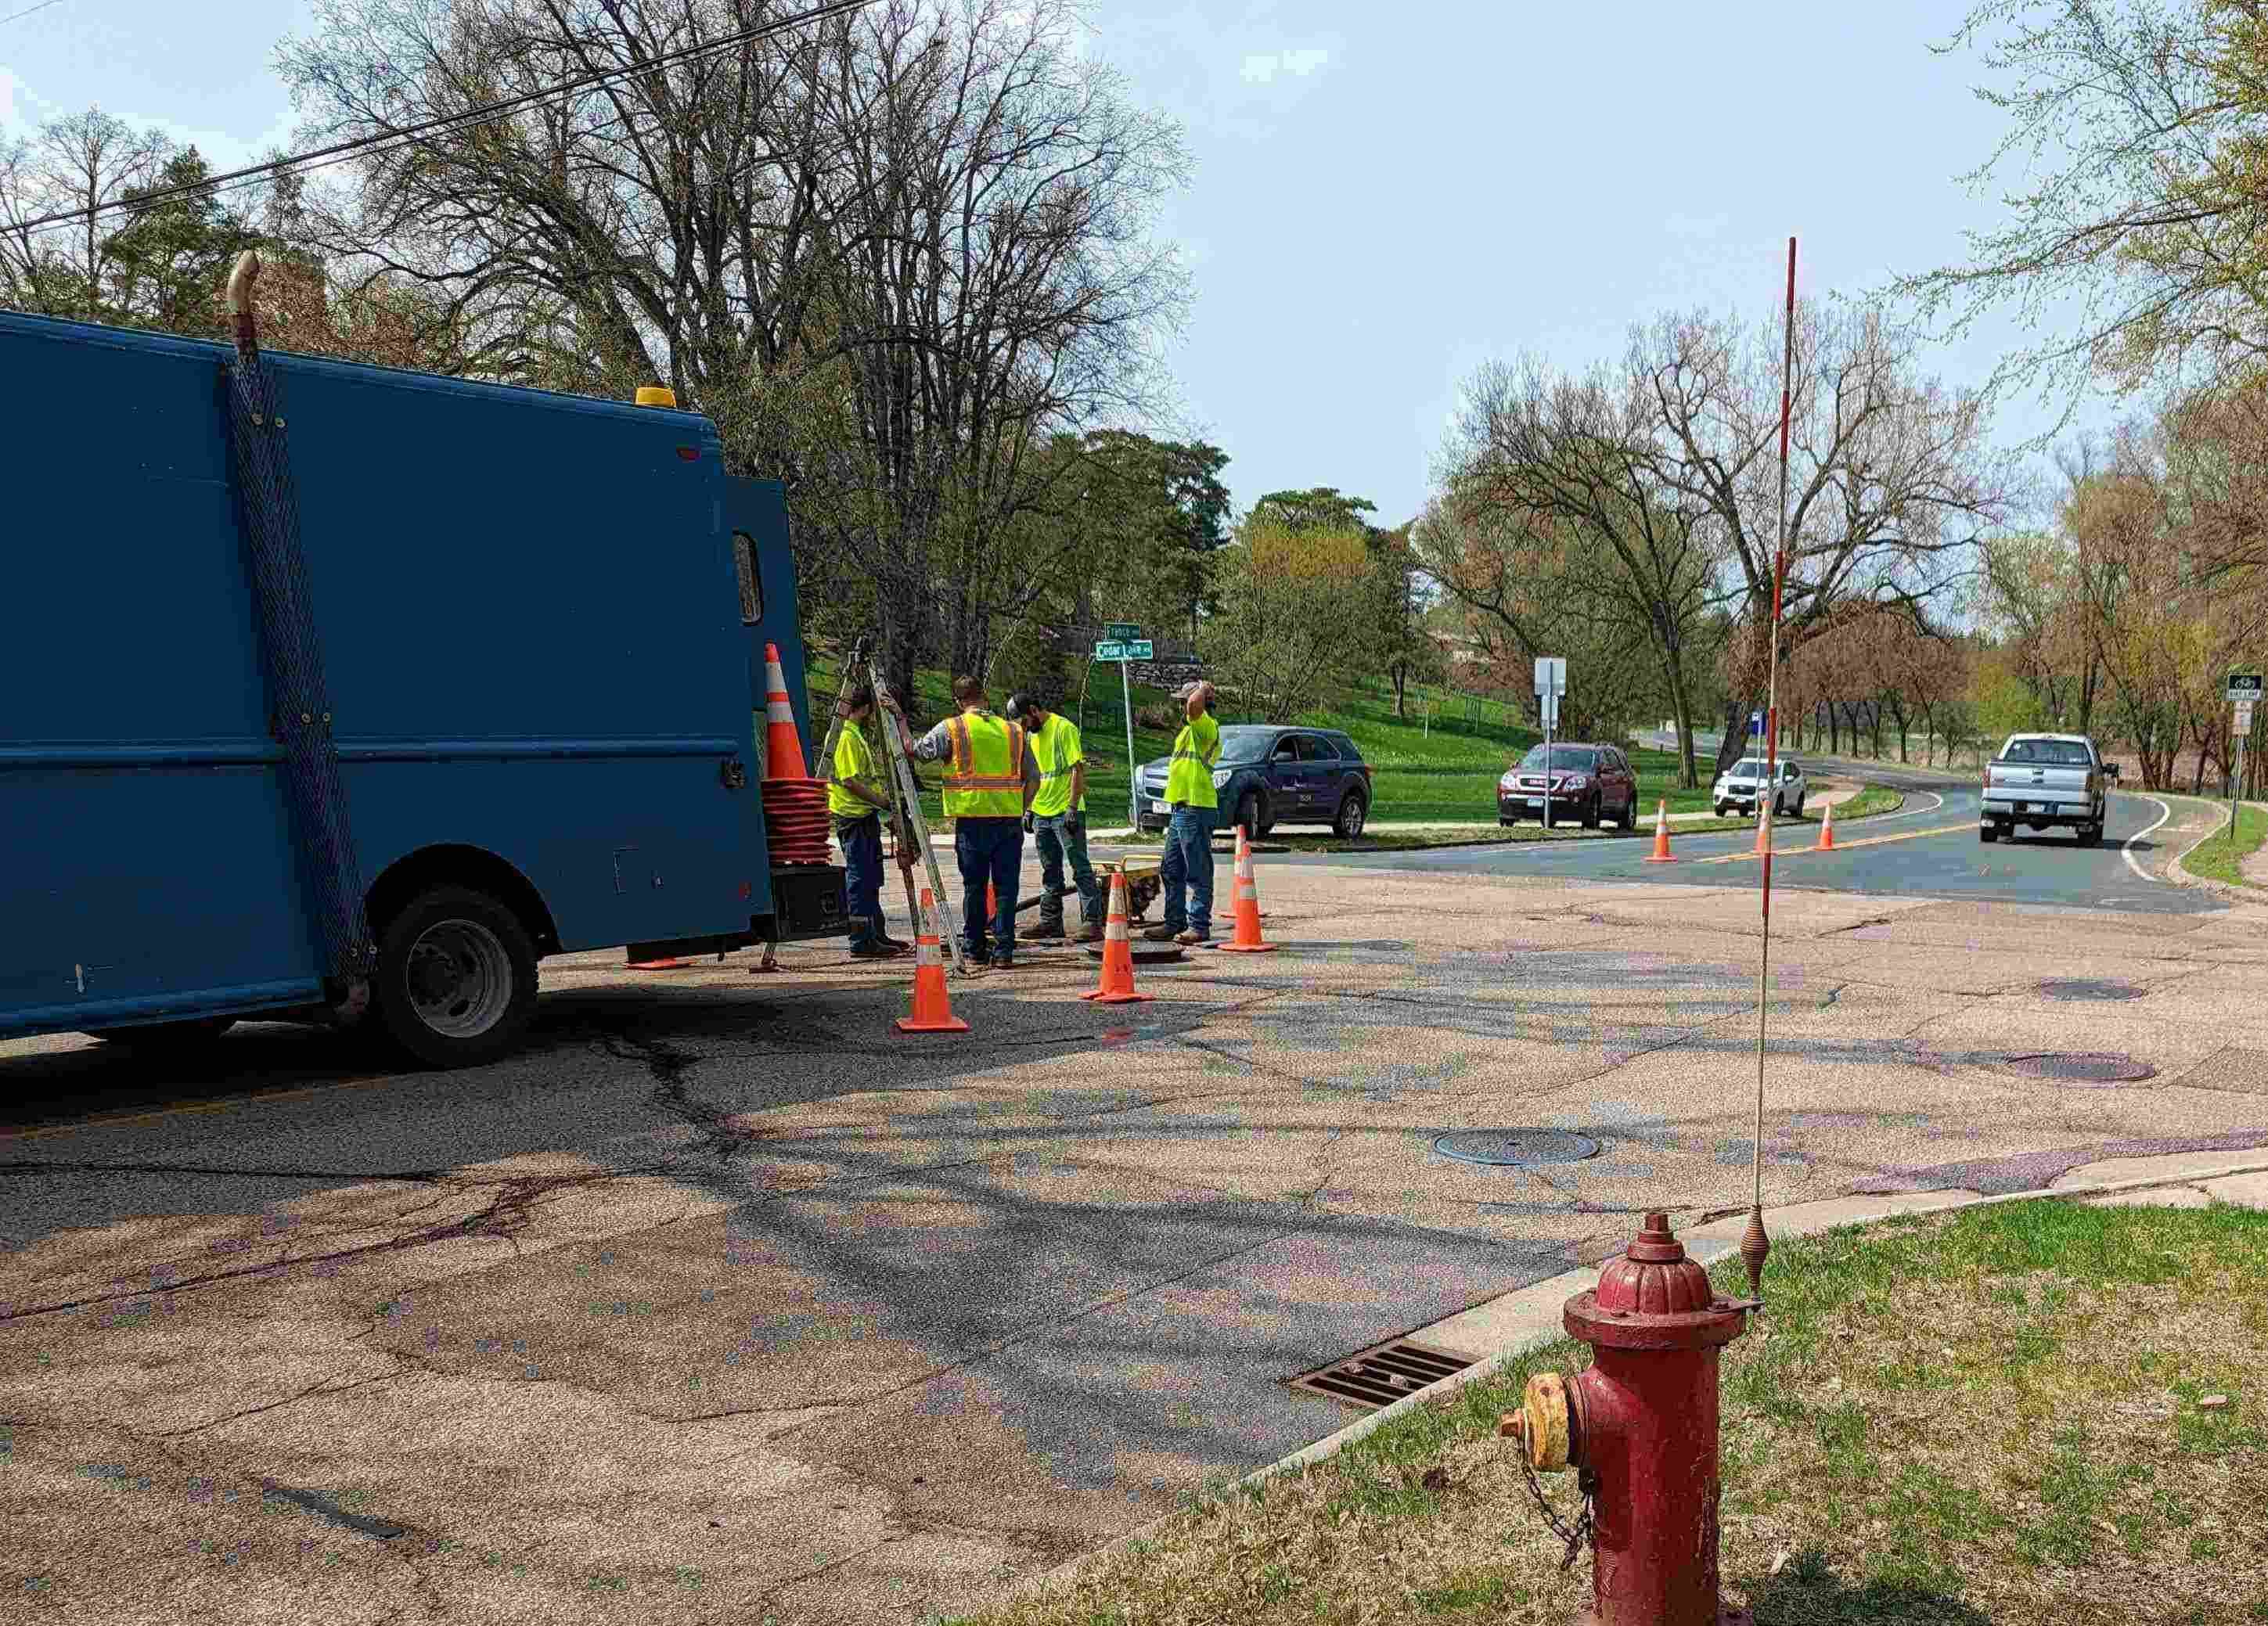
[{"left": 980, "top": 1156, "right": 2268, "bottom": 1614}]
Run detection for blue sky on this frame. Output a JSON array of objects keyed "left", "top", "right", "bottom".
[{"left": 2, "top": 0, "right": 2121, "bottom": 526}]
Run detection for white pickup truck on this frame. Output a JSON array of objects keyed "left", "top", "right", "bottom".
[{"left": 1981, "top": 733, "right": 2116, "bottom": 846}]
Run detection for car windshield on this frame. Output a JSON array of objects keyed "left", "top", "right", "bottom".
[
  {"left": 1724, "top": 759, "right": 1765, "bottom": 778},
  {"left": 1517, "top": 746, "right": 1597, "bottom": 772},
  {"left": 1217, "top": 728, "right": 1276, "bottom": 764}
]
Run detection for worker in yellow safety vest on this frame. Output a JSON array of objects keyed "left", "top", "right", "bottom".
[
  {"left": 825, "top": 683, "right": 911, "bottom": 959},
  {"left": 880, "top": 675, "right": 1039, "bottom": 969},
  {"left": 1144, "top": 678, "right": 1222, "bottom": 945},
  {"left": 1006, "top": 691, "right": 1101, "bottom": 943}
]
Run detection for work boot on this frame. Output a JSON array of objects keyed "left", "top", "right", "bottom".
[
  {"left": 1143, "top": 923, "right": 1179, "bottom": 943},
  {"left": 870, "top": 918, "right": 910, "bottom": 954},
  {"left": 1174, "top": 928, "right": 1208, "bottom": 946},
  {"left": 990, "top": 951, "right": 1016, "bottom": 971},
  {"left": 849, "top": 936, "right": 895, "bottom": 959},
  {"left": 1071, "top": 920, "right": 1103, "bottom": 944},
  {"left": 1020, "top": 914, "right": 1065, "bottom": 942}
]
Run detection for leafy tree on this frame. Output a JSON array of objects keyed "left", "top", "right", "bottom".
[{"left": 1203, "top": 519, "right": 1376, "bottom": 722}]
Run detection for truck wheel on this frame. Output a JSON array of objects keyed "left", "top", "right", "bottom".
[
  {"left": 2077, "top": 822, "right": 2103, "bottom": 847},
  {"left": 1235, "top": 789, "right": 1265, "bottom": 841},
  {"left": 373, "top": 884, "right": 538, "bottom": 1070},
  {"left": 1334, "top": 793, "right": 1368, "bottom": 838},
  {"left": 101, "top": 1016, "right": 237, "bottom": 1050},
  {"left": 1980, "top": 824, "right": 1999, "bottom": 844}
]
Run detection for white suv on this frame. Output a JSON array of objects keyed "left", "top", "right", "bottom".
[{"left": 1712, "top": 757, "right": 1806, "bottom": 818}]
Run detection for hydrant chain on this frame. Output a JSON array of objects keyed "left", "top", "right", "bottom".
[{"left": 1514, "top": 1447, "right": 1596, "bottom": 1570}]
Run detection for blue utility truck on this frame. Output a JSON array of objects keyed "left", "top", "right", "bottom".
[{"left": 1, "top": 304, "right": 847, "bottom": 1069}]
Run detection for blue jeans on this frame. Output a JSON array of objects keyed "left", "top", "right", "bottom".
[
  {"left": 953, "top": 817, "right": 1023, "bottom": 959},
  {"left": 1033, "top": 811, "right": 1101, "bottom": 926},
  {"left": 1159, "top": 805, "right": 1216, "bottom": 936},
  {"left": 835, "top": 813, "right": 884, "bottom": 944}
]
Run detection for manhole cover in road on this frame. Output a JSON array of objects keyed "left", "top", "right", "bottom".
[
  {"left": 1081, "top": 944, "right": 1186, "bottom": 964},
  {"left": 2035, "top": 979, "right": 2147, "bottom": 1002},
  {"left": 2003, "top": 1052, "right": 2158, "bottom": 1084},
  {"left": 1432, "top": 1129, "right": 1601, "bottom": 1166}
]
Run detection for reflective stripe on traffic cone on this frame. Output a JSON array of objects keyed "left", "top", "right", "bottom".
[
  {"left": 895, "top": 888, "right": 970, "bottom": 1033},
  {"left": 1213, "top": 824, "right": 1277, "bottom": 953},
  {"left": 1816, "top": 799, "right": 1836, "bottom": 851},
  {"left": 1755, "top": 804, "right": 1771, "bottom": 854},
  {"left": 1081, "top": 868, "right": 1154, "bottom": 1004},
  {"left": 1643, "top": 799, "right": 1678, "bottom": 863}
]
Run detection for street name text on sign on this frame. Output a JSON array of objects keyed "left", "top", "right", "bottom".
[
  {"left": 1103, "top": 621, "right": 1141, "bottom": 642},
  {"left": 1094, "top": 639, "right": 1153, "bottom": 662}
]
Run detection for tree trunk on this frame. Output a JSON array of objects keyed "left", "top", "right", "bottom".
[
  {"left": 1669, "top": 674, "right": 1698, "bottom": 790},
  {"left": 1826, "top": 703, "right": 1840, "bottom": 754},
  {"left": 1391, "top": 664, "right": 1408, "bottom": 720}
]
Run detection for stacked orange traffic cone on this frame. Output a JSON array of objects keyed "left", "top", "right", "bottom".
[
  {"left": 895, "top": 888, "right": 969, "bottom": 1034},
  {"left": 1213, "top": 825, "right": 1277, "bottom": 953},
  {"left": 1643, "top": 799, "right": 1678, "bottom": 863},
  {"left": 1816, "top": 798, "right": 1836, "bottom": 851},
  {"left": 1081, "top": 869, "right": 1154, "bottom": 1004},
  {"left": 758, "top": 642, "right": 832, "bottom": 865}
]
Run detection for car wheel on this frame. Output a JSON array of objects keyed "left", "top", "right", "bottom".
[
  {"left": 373, "top": 883, "right": 539, "bottom": 1070},
  {"left": 1334, "top": 793, "right": 1367, "bottom": 839},
  {"left": 1618, "top": 794, "right": 1639, "bottom": 833},
  {"left": 1581, "top": 793, "right": 1600, "bottom": 830},
  {"left": 1793, "top": 793, "right": 1805, "bottom": 818},
  {"left": 1980, "top": 824, "right": 1999, "bottom": 844},
  {"left": 1234, "top": 788, "right": 1264, "bottom": 842},
  {"left": 2076, "top": 822, "right": 2102, "bottom": 847},
  {"left": 1713, "top": 802, "right": 1727, "bottom": 818},
  {"left": 100, "top": 1015, "right": 238, "bottom": 1050}
]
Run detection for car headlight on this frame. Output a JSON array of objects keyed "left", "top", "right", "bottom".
[
  {"left": 1499, "top": 772, "right": 1517, "bottom": 790},
  {"left": 1211, "top": 769, "right": 1232, "bottom": 789}
]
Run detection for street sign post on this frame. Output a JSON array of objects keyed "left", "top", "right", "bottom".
[
  {"left": 2232, "top": 675, "right": 2263, "bottom": 837},
  {"left": 1535, "top": 657, "right": 1567, "bottom": 826},
  {"left": 1096, "top": 636, "right": 1156, "bottom": 829}
]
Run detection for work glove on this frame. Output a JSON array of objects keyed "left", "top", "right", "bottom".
[{"left": 1022, "top": 811, "right": 1036, "bottom": 836}]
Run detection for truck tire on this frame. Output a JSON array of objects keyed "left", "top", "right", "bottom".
[
  {"left": 2076, "top": 822, "right": 2103, "bottom": 847},
  {"left": 1980, "top": 824, "right": 1998, "bottom": 844},
  {"left": 373, "top": 884, "right": 538, "bottom": 1070},
  {"left": 1333, "top": 792, "right": 1368, "bottom": 838},
  {"left": 101, "top": 1016, "right": 237, "bottom": 1050},
  {"left": 1235, "top": 788, "right": 1265, "bottom": 842}
]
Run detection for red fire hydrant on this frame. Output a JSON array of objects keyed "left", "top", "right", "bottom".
[{"left": 1499, "top": 1211, "right": 1758, "bottom": 1625}]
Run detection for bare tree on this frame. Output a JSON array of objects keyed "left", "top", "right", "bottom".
[
  {"left": 0, "top": 108, "right": 171, "bottom": 320},
  {"left": 1423, "top": 350, "right": 1727, "bottom": 786},
  {"left": 1635, "top": 300, "right": 2016, "bottom": 775},
  {"left": 275, "top": 0, "right": 1188, "bottom": 704}
]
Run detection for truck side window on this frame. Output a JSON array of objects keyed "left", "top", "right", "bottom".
[{"left": 732, "top": 532, "right": 762, "bottom": 625}]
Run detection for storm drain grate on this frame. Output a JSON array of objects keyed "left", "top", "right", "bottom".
[
  {"left": 1433, "top": 1128, "right": 1600, "bottom": 1166},
  {"left": 2003, "top": 1052, "right": 2158, "bottom": 1084},
  {"left": 1287, "top": 1338, "right": 1477, "bottom": 1412},
  {"left": 2035, "top": 979, "right": 2147, "bottom": 1002}
]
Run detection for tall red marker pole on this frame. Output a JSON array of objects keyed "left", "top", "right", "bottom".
[{"left": 1741, "top": 236, "right": 1797, "bottom": 1308}]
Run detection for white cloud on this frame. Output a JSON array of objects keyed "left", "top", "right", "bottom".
[{"left": 1240, "top": 47, "right": 1331, "bottom": 85}]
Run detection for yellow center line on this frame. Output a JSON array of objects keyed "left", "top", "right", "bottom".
[
  {"left": 0, "top": 1070, "right": 405, "bottom": 1142},
  {"left": 1693, "top": 822, "right": 1976, "bottom": 864}
]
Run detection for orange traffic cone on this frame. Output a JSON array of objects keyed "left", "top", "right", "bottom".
[
  {"left": 1081, "top": 869, "right": 1154, "bottom": 1005},
  {"left": 1213, "top": 825, "right": 1277, "bottom": 953},
  {"left": 1643, "top": 799, "right": 1678, "bottom": 863},
  {"left": 1754, "top": 805, "right": 1771, "bottom": 854},
  {"left": 1816, "top": 798, "right": 1836, "bottom": 851},
  {"left": 895, "top": 888, "right": 970, "bottom": 1034},
  {"left": 628, "top": 954, "right": 687, "bottom": 969},
  {"left": 987, "top": 880, "right": 999, "bottom": 922},
  {"left": 761, "top": 642, "right": 809, "bottom": 779},
  {"left": 758, "top": 642, "right": 832, "bottom": 865}
]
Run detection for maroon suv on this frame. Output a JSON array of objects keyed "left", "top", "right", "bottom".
[{"left": 1496, "top": 742, "right": 1640, "bottom": 830}]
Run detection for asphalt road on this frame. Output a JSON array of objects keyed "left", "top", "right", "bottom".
[{"left": 1297, "top": 757, "right": 2216, "bottom": 916}]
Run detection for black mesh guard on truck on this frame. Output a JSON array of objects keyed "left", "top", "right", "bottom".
[{"left": 224, "top": 352, "right": 378, "bottom": 987}]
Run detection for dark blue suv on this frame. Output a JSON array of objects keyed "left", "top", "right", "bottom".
[{"left": 1135, "top": 726, "right": 1372, "bottom": 837}]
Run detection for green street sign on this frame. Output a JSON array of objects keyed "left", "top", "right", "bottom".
[
  {"left": 1094, "top": 639, "right": 1154, "bottom": 662},
  {"left": 1103, "top": 621, "right": 1142, "bottom": 640},
  {"left": 2228, "top": 672, "right": 2264, "bottom": 702}
]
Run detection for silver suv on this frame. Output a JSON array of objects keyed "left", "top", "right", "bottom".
[{"left": 1712, "top": 757, "right": 1806, "bottom": 818}]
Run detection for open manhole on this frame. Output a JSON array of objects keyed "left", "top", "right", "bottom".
[
  {"left": 2035, "top": 979, "right": 2147, "bottom": 1002},
  {"left": 1287, "top": 1338, "right": 1476, "bottom": 1412},
  {"left": 1081, "top": 944, "right": 1186, "bottom": 964},
  {"left": 1432, "top": 1128, "right": 1601, "bottom": 1166},
  {"left": 2003, "top": 1052, "right": 2158, "bottom": 1084}
]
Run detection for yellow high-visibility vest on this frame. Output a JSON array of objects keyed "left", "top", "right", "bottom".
[
  {"left": 943, "top": 711, "right": 1026, "bottom": 818},
  {"left": 1029, "top": 716, "right": 1085, "bottom": 817}
]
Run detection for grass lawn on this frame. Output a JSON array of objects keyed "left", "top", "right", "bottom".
[
  {"left": 2180, "top": 802, "right": 2268, "bottom": 887},
  {"left": 941, "top": 1197, "right": 2267, "bottom": 1626},
  {"left": 800, "top": 663, "right": 1731, "bottom": 829}
]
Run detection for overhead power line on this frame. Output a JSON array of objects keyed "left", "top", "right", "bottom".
[
  {"left": 0, "top": 0, "right": 70, "bottom": 28},
  {"left": 9, "top": 0, "right": 876, "bottom": 239}
]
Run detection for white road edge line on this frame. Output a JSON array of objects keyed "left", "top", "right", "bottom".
[{"left": 2124, "top": 795, "right": 2173, "bottom": 883}]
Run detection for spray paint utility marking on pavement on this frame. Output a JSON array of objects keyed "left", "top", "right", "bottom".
[{"left": 1694, "top": 822, "right": 1974, "bottom": 864}]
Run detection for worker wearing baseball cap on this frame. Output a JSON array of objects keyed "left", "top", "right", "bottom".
[{"left": 1146, "top": 678, "right": 1220, "bottom": 945}]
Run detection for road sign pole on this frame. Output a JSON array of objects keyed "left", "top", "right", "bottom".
[{"left": 1121, "top": 657, "right": 1137, "bottom": 833}]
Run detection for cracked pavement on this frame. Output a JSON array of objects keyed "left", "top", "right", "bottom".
[{"left": 6, "top": 862, "right": 2268, "bottom": 1623}]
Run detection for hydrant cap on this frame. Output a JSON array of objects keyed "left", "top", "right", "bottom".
[{"left": 1594, "top": 1211, "right": 1715, "bottom": 1315}]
